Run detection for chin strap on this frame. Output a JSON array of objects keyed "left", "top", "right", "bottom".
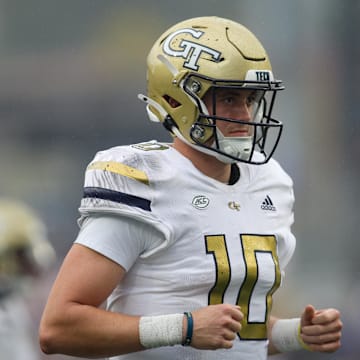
[
  {"left": 214, "top": 129, "right": 253, "bottom": 163},
  {"left": 172, "top": 127, "right": 237, "bottom": 164}
]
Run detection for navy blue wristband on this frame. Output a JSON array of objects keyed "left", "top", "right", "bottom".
[{"left": 182, "top": 312, "right": 193, "bottom": 346}]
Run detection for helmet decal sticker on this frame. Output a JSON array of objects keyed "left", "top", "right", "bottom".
[{"left": 162, "top": 28, "right": 222, "bottom": 71}]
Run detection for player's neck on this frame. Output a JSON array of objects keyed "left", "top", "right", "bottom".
[{"left": 172, "top": 138, "right": 232, "bottom": 184}]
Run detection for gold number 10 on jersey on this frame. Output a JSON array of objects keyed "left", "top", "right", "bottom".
[{"left": 205, "top": 234, "right": 281, "bottom": 340}]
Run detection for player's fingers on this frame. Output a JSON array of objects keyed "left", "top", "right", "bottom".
[
  {"left": 311, "top": 309, "right": 341, "bottom": 325},
  {"left": 302, "top": 318, "right": 343, "bottom": 336},
  {"left": 301, "top": 328, "right": 342, "bottom": 345},
  {"left": 220, "top": 317, "right": 241, "bottom": 335},
  {"left": 226, "top": 319, "right": 241, "bottom": 334},
  {"left": 222, "top": 339, "right": 236, "bottom": 349},
  {"left": 219, "top": 304, "right": 243, "bottom": 328},
  {"left": 224, "top": 305, "right": 243, "bottom": 321},
  {"left": 222, "top": 329, "right": 237, "bottom": 341},
  {"left": 209, "top": 332, "right": 236, "bottom": 349},
  {"left": 306, "top": 338, "right": 342, "bottom": 353},
  {"left": 232, "top": 312, "right": 243, "bottom": 323},
  {"left": 301, "top": 304, "right": 316, "bottom": 327}
]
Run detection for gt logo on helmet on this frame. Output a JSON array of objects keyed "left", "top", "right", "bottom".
[{"left": 162, "top": 28, "right": 222, "bottom": 71}]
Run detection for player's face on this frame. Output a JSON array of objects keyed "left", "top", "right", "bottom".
[{"left": 202, "top": 88, "right": 258, "bottom": 137}]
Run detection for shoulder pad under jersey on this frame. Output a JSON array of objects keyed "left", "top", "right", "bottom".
[{"left": 79, "top": 141, "right": 171, "bottom": 220}]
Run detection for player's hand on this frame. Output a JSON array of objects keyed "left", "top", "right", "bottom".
[
  {"left": 190, "top": 304, "right": 243, "bottom": 350},
  {"left": 299, "top": 304, "right": 342, "bottom": 352}
]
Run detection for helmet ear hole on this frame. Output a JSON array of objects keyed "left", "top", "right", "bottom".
[{"left": 163, "top": 95, "right": 181, "bottom": 108}]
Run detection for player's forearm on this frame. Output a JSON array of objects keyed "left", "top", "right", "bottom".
[
  {"left": 39, "top": 302, "right": 143, "bottom": 358},
  {"left": 267, "top": 316, "right": 280, "bottom": 355}
]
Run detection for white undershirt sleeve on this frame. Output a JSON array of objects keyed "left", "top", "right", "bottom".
[{"left": 74, "top": 214, "right": 165, "bottom": 271}]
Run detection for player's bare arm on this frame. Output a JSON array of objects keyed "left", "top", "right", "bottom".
[
  {"left": 39, "top": 244, "right": 142, "bottom": 357},
  {"left": 40, "top": 244, "right": 244, "bottom": 357}
]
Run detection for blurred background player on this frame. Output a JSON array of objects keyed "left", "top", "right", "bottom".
[{"left": 0, "top": 198, "right": 56, "bottom": 360}]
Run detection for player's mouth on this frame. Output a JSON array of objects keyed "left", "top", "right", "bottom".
[{"left": 228, "top": 128, "right": 251, "bottom": 137}]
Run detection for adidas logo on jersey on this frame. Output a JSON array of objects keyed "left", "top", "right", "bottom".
[{"left": 261, "top": 195, "right": 276, "bottom": 211}]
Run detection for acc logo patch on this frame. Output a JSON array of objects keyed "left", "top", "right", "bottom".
[{"left": 192, "top": 195, "right": 210, "bottom": 209}]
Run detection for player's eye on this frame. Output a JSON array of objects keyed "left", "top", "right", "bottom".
[
  {"left": 223, "top": 96, "right": 235, "bottom": 105},
  {"left": 247, "top": 91, "right": 258, "bottom": 106}
]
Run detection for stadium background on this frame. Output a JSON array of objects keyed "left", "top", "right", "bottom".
[{"left": 0, "top": 0, "right": 358, "bottom": 359}]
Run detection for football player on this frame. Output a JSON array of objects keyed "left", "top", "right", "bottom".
[
  {"left": 39, "top": 16, "right": 342, "bottom": 359},
  {"left": 0, "top": 199, "right": 56, "bottom": 359}
]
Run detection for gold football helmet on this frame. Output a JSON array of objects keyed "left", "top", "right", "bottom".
[
  {"left": 0, "top": 199, "right": 56, "bottom": 299},
  {"left": 139, "top": 16, "right": 284, "bottom": 164}
]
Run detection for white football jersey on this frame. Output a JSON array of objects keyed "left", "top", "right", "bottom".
[
  {"left": 0, "top": 295, "right": 40, "bottom": 360},
  {"left": 76, "top": 140, "right": 296, "bottom": 360}
]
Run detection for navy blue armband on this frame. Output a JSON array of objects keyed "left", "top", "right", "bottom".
[{"left": 182, "top": 312, "right": 193, "bottom": 346}]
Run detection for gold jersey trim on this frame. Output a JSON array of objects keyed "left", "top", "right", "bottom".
[{"left": 87, "top": 161, "right": 149, "bottom": 185}]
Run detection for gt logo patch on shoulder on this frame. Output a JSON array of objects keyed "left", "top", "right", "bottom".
[{"left": 132, "top": 142, "right": 169, "bottom": 151}]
